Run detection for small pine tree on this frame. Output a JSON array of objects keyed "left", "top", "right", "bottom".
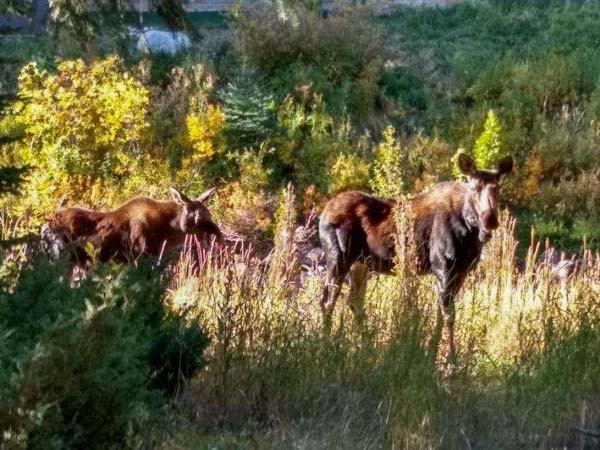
[
  {"left": 370, "top": 125, "right": 405, "bottom": 198},
  {"left": 473, "top": 109, "right": 503, "bottom": 169},
  {"left": 453, "top": 109, "right": 504, "bottom": 178},
  {"left": 220, "top": 65, "right": 275, "bottom": 148}
]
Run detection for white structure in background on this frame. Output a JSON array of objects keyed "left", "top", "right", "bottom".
[{"left": 135, "top": 29, "right": 192, "bottom": 55}]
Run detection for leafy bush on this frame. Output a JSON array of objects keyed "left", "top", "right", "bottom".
[
  {"left": 232, "top": 0, "right": 386, "bottom": 122},
  {"left": 185, "top": 103, "right": 225, "bottom": 163},
  {"left": 329, "top": 152, "right": 370, "bottom": 194},
  {"left": 0, "top": 259, "right": 208, "bottom": 449},
  {"left": 453, "top": 109, "right": 506, "bottom": 179},
  {"left": 472, "top": 109, "right": 504, "bottom": 169},
  {"left": 0, "top": 115, "right": 26, "bottom": 145},
  {"left": 6, "top": 57, "right": 151, "bottom": 218},
  {"left": 370, "top": 125, "right": 405, "bottom": 198},
  {"left": 271, "top": 93, "right": 366, "bottom": 193},
  {"left": 15, "top": 57, "right": 149, "bottom": 179}
]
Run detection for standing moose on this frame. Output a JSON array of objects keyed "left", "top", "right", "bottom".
[
  {"left": 319, "top": 153, "right": 513, "bottom": 364},
  {"left": 41, "top": 187, "right": 221, "bottom": 268}
]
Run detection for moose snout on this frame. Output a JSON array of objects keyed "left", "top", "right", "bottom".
[
  {"left": 481, "top": 210, "right": 499, "bottom": 231},
  {"left": 203, "top": 221, "right": 224, "bottom": 243}
]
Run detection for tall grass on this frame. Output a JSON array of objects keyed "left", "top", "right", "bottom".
[{"left": 167, "top": 194, "right": 600, "bottom": 448}]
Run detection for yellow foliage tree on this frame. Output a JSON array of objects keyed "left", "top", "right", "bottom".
[
  {"left": 329, "top": 152, "right": 370, "bottom": 193},
  {"left": 185, "top": 104, "right": 225, "bottom": 163},
  {"left": 8, "top": 57, "right": 151, "bottom": 219},
  {"left": 15, "top": 57, "right": 149, "bottom": 177}
]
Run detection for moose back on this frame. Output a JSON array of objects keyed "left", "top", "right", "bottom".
[{"left": 41, "top": 187, "right": 221, "bottom": 266}]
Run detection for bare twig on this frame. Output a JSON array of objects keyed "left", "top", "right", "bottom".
[{"left": 572, "top": 427, "right": 600, "bottom": 439}]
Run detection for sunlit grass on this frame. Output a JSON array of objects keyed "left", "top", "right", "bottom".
[{"left": 167, "top": 196, "right": 600, "bottom": 448}]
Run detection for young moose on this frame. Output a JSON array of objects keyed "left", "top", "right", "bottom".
[
  {"left": 319, "top": 154, "right": 513, "bottom": 363},
  {"left": 41, "top": 187, "right": 221, "bottom": 267}
]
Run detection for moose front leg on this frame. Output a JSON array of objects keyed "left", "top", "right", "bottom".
[
  {"left": 432, "top": 268, "right": 466, "bottom": 371},
  {"left": 438, "top": 292, "right": 457, "bottom": 365}
]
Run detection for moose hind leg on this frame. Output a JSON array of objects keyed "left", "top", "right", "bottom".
[{"left": 320, "top": 224, "right": 352, "bottom": 332}]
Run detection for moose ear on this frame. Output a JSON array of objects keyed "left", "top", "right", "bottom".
[
  {"left": 497, "top": 155, "right": 514, "bottom": 175},
  {"left": 170, "top": 187, "right": 191, "bottom": 205},
  {"left": 197, "top": 187, "right": 217, "bottom": 203},
  {"left": 457, "top": 153, "right": 477, "bottom": 176}
]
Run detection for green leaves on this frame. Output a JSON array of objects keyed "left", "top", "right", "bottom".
[
  {"left": 453, "top": 109, "right": 506, "bottom": 179},
  {"left": 0, "top": 259, "right": 208, "bottom": 448},
  {"left": 473, "top": 109, "right": 504, "bottom": 170}
]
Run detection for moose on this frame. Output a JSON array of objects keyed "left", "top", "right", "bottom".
[
  {"left": 319, "top": 153, "right": 514, "bottom": 365},
  {"left": 41, "top": 187, "right": 221, "bottom": 269}
]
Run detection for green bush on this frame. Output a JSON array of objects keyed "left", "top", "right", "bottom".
[
  {"left": 270, "top": 94, "right": 375, "bottom": 194},
  {"left": 0, "top": 259, "right": 208, "bottom": 449},
  {"left": 370, "top": 125, "right": 406, "bottom": 198},
  {"left": 232, "top": 0, "right": 386, "bottom": 122}
]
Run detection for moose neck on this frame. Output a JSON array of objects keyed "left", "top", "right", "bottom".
[
  {"left": 164, "top": 201, "right": 187, "bottom": 234},
  {"left": 461, "top": 191, "right": 480, "bottom": 231}
]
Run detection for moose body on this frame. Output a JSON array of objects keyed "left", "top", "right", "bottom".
[
  {"left": 319, "top": 154, "right": 513, "bottom": 364},
  {"left": 41, "top": 187, "right": 221, "bottom": 267}
]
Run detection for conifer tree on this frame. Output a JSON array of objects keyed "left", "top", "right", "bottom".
[{"left": 220, "top": 65, "right": 275, "bottom": 148}]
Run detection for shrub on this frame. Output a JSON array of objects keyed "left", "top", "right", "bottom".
[
  {"left": 0, "top": 115, "right": 26, "bottom": 145},
  {"left": 0, "top": 259, "right": 208, "bottom": 449},
  {"left": 370, "top": 125, "right": 405, "bottom": 198},
  {"left": 213, "top": 146, "right": 275, "bottom": 245},
  {"left": 272, "top": 93, "right": 370, "bottom": 193},
  {"left": 232, "top": 0, "right": 386, "bottom": 122},
  {"left": 533, "top": 169, "right": 600, "bottom": 219},
  {"left": 185, "top": 103, "right": 225, "bottom": 163},
  {"left": 472, "top": 109, "right": 504, "bottom": 169},
  {"left": 329, "top": 152, "right": 370, "bottom": 194},
  {"left": 370, "top": 127, "right": 454, "bottom": 198},
  {"left": 6, "top": 57, "right": 151, "bottom": 219},
  {"left": 453, "top": 109, "right": 506, "bottom": 178},
  {"left": 15, "top": 57, "right": 149, "bottom": 179}
]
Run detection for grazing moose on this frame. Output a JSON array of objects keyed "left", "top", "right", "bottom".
[
  {"left": 41, "top": 187, "right": 221, "bottom": 269},
  {"left": 319, "top": 153, "right": 513, "bottom": 364}
]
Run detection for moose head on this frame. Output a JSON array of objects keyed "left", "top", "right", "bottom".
[
  {"left": 457, "top": 153, "right": 514, "bottom": 242},
  {"left": 170, "top": 187, "right": 222, "bottom": 240}
]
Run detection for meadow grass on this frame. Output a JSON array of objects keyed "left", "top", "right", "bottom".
[{"left": 165, "top": 195, "right": 600, "bottom": 449}]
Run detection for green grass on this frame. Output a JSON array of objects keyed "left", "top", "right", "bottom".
[
  {"left": 378, "top": 2, "right": 600, "bottom": 127},
  {"left": 513, "top": 208, "right": 600, "bottom": 256}
]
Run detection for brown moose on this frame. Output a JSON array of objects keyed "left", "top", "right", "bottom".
[
  {"left": 318, "top": 153, "right": 513, "bottom": 365},
  {"left": 41, "top": 187, "right": 221, "bottom": 268}
]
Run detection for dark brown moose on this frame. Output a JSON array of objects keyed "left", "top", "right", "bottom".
[
  {"left": 41, "top": 187, "right": 221, "bottom": 268},
  {"left": 318, "top": 153, "right": 513, "bottom": 364}
]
